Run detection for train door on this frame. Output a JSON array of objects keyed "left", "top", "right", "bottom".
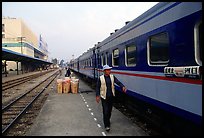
[
  {"left": 92, "top": 49, "right": 96, "bottom": 80},
  {"left": 95, "top": 48, "right": 101, "bottom": 79},
  {"left": 95, "top": 53, "right": 100, "bottom": 79}
]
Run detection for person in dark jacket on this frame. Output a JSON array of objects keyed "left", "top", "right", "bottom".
[
  {"left": 65, "top": 67, "right": 71, "bottom": 77},
  {"left": 96, "top": 65, "right": 127, "bottom": 132}
]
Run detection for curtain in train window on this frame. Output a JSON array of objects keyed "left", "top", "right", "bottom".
[
  {"left": 112, "top": 49, "right": 119, "bottom": 66},
  {"left": 126, "top": 44, "right": 136, "bottom": 66},
  {"left": 149, "top": 32, "right": 169, "bottom": 64}
]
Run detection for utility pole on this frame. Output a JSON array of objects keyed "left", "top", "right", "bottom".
[
  {"left": 17, "top": 36, "right": 25, "bottom": 75},
  {"left": 18, "top": 36, "right": 25, "bottom": 54}
]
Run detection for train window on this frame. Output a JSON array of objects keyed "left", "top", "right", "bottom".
[
  {"left": 112, "top": 48, "right": 119, "bottom": 66},
  {"left": 100, "top": 55, "right": 102, "bottom": 66},
  {"left": 105, "top": 52, "right": 108, "bottom": 65},
  {"left": 97, "top": 55, "right": 100, "bottom": 67},
  {"left": 90, "top": 58, "right": 92, "bottom": 67},
  {"left": 148, "top": 32, "right": 169, "bottom": 66},
  {"left": 101, "top": 54, "right": 104, "bottom": 66},
  {"left": 199, "top": 23, "right": 202, "bottom": 63},
  {"left": 125, "top": 44, "right": 136, "bottom": 66},
  {"left": 194, "top": 21, "right": 202, "bottom": 66},
  {"left": 86, "top": 59, "right": 87, "bottom": 66},
  {"left": 103, "top": 53, "right": 106, "bottom": 65}
]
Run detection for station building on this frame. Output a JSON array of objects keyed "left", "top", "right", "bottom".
[{"left": 2, "top": 17, "right": 49, "bottom": 73}]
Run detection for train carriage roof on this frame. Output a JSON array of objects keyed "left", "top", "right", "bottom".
[{"left": 96, "top": 2, "right": 170, "bottom": 48}]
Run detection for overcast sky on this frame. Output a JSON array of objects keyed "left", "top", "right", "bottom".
[{"left": 2, "top": 2, "right": 158, "bottom": 63}]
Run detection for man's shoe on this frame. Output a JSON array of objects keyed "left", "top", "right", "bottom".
[{"left": 105, "top": 127, "right": 110, "bottom": 132}]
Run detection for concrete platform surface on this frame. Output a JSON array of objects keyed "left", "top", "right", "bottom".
[{"left": 26, "top": 75, "right": 148, "bottom": 136}]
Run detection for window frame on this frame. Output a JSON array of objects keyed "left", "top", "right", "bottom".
[
  {"left": 194, "top": 21, "right": 202, "bottom": 66},
  {"left": 103, "top": 53, "right": 106, "bottom": 65},
  {"left": 90, "top": 58, "right": 92, "bottom": 67},
  {"left": 105, "top": 52, "right": 108, "bottom": 66},
  {"left": 147, "top": 32, "right": 169, "bottom": 66},
  {"left": 101, "top": 54, "right": 104, "bottom": 66},
  {"left": 125, "top": 44, "right": 137, "bottom": 67},
  {"left": 112, "top": 48, "right": 119, "bottom": 67}
]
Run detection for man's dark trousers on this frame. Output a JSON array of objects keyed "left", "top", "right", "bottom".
[{"left": 101, "top": 96, "right": 114, "bottom": 128}]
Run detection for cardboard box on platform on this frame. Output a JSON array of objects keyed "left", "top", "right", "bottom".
[
  {"left": 57, "top": 77, "right": 79, "bottom": 94},
  {"left": 57, "top": 79, "right": 63, "bottom": 93},
  {"left": 63, "top": 80, "right": 70, "bottom": 93},
  {"left": 71, "top": 79, "right": 79, "bottom": 94}
]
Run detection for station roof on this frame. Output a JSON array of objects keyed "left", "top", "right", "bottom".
[{"left": 2, "top": 48, "right": 53, "bottom": 65}]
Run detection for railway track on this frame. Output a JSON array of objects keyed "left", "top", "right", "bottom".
[
  {"left": 2, "top": 69, "right": 54, "bottom": 91},
  {"left": 2, "top": 70, "right": 59, "bottom": 135}
]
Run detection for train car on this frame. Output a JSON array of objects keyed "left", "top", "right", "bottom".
[
  {"left": 70, "top": 2, "right": 202, "bottom": 133},
  {"left": 78, "top": 47, "right": 96, "bottom": 79},
  {"left": 70, "top": 57, "right": 79, "bottom": 73}
]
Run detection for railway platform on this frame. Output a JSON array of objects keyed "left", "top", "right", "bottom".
[{"left": 26, "top": 72, "right": 148, "bottom": 136}]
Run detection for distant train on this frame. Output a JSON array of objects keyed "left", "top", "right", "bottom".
[{"left": 69, "top": 2, "right": 202, "bottom": 127}]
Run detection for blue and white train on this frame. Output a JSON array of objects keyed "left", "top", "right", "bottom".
[{"left": 70, "top": 2, "right": 202, "bottom": 127}]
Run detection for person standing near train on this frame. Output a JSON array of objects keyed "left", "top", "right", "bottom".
[
  {"left": 65, "top": 67, "right": 71, "bottom": 77},
  {"left": 96, "top": 65, "right": 127, "bottom": 132}
]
